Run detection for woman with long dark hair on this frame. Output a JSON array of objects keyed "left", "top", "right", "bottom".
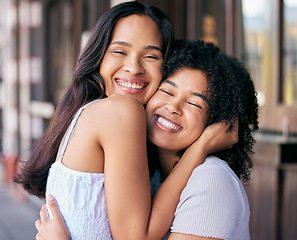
[
  {"left": 16, "top": 2, "right": 236, "bottom": 240},
  {"left": 36, "top": 39, "right": 259, "bottom": 240}
]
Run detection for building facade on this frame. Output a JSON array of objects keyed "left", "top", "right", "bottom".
[{"left": 0, "top": 0, "right": 296, "bottom": 239}]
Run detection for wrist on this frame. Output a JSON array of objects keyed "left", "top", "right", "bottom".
[{"left": 181, "top": 145, "right": 207, "bottom": 166}]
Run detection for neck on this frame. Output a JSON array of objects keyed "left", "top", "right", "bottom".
[{"left": 157, "top": 148, "right": 180, "bottom": 182}]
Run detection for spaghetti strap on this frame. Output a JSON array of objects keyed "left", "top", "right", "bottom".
[{"left": 58, "top": 99, "right": 100, "bottom": 162}]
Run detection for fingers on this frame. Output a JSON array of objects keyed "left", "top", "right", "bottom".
[
  {"left": 195, "top": 118, "right": 239, "bottom": 154},
  {"left": 36, "top": 232, "right": 41, "bottom": 240},
  {"left": 40, "top": 203, "right": 50, "bottom": 223},
  {"left": 214, "top": 118, "right": 239, "bottom": 149},
  {"left": 228, "top": 118, "right": 238, "bottom": 132},
  {"left": 46, "top": 194, "right": 64, "bottom": 222},
  {"left": 228, "top": 118, "right": 239, "bottom": 144},
  {"left": 219, "top": 119, "right": 238, "bottom": 149},
  {"left": 35, "top": 219, "right": 42, "bottom": 232},
  {"left": 35, "top": 221, "right": 43, "bottom": 240},
  {"left": 38, "top": 194, "right": 58, "bottom": 224}
]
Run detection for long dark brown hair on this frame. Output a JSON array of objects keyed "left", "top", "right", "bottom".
[{"left": 15, "top": 1, "right": 174, "bottom": 198}]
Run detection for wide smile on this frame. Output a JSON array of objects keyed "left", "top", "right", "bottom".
[
  {"left": 154, "top": 115, "right": 182, "bottom": 132},
  {"left": 115, "top": 78, "right": 148, "bottom": 94}
]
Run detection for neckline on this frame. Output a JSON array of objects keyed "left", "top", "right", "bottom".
[{"left": 52, "top": 161, "right": 104, "bottom": 176}]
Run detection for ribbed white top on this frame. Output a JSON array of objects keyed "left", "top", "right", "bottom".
[{"left": 151, "top": 155, "right": 250, "bottom": 240}]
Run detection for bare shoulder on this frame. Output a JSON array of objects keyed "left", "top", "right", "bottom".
[
  {"left": 82, "top": 95, "right": 146, "bottom": 139},
  {"left": 90, "top": 94, "right": 145, "bottom": 119},
  {"left": 80, "top": 95, "right": 145, "bottom": 122}
]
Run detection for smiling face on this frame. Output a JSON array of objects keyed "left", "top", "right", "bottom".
[
  {"left": 100, "top": 14, "right": 163, "bottom": 105},
  {"left": 146, "top": 68, "right": 211, "bottom": 152}
]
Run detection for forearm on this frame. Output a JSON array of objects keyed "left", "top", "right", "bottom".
[
  {"left": 107, "top": 108, "right": 237, "bottom": 239},
  {"left": 107, "top": 142, "right": 206, "bottom": 240},
  {"left": 36, "top": 120, "right": 237, "bottom": 240},
  {"left": 144, "top": 147, "right": 207, "bottom": 240},
  {"left": 144, "top": 121, "right": 238, "bottom": 239}
]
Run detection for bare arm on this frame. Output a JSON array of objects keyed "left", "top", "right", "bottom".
[
  {"left": 35, "top": 195, "right": 70, "bottom": 240},
  {"left": 36, "top": 94, "right": 237, "bottom": 240},
  {"left": 144, "top": 120, "right": 238, "bottom": 239},
  {"left": 102, "top": 96, "right": 238, "bottom": 240}
]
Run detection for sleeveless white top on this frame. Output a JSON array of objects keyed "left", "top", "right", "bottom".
[{"left": 46, "top": 100, "right": 113, "bottom": 240}]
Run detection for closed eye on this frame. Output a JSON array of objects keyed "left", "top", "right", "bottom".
[
  {"left": 160, "top": 89, "right": 173, "bottom": 96},
  {"left": 144, "top": 55, "right": 160, "bottom": 60},
  {"left": 187, "top": 102, "right": 202, "bottom": 109},
  {"left": 112, "top": 50, "right": 127, "bottom": 55}
]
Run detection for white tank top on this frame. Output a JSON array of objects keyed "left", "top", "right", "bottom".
[{"left": 46, "top": 100, "right": 113, "bottom": 240}]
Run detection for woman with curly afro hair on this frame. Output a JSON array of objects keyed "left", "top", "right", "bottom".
[
  {"left": 36, "top": 39, "right": 258, "bottom": 240},
  {"left": 147, "top": 39, "right": 259, "bottom": 239},
  {"left": 154, "top": 39, "right": 259, "bottom": 183}
]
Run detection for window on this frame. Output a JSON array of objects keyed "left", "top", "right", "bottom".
[
  {"left": 42, "top": 0, "right": 74, "bottom": 105},
  {"left": 242, "top": 0, "right": 275, "bottom": 108},
  {"left": 242, "top": 0, "right": 297, "bottom": 134},
  {"left": 282, "top": 0, "right": 297, "bottom": 105}
]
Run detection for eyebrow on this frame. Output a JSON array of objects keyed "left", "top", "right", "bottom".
[
  {"left": 110, "top": 41, "right": 131, "bottom": 47},
  {"left": 162, "top": 79, "right": 210, "bottom": 104},
  {"left": 144, "top": 45, "right": 162, "bottom": 52},
  {"left": 192, "top": 92, "right": 210, "bottom": 104},
  {"left": 163, "top": 79, "right": 177, "bottom": 87},
  {"left": 110, "top": 41, "right": 162, "bottom": 52}
]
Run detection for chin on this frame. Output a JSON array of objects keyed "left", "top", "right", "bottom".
[{"left": 156, "top": 144, "right": 183, "bottom": 153}]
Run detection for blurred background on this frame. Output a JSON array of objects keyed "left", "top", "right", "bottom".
[{"left": 0, "top": 0, "right": 296, "bottom": 239}]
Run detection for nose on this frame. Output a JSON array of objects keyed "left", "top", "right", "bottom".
[
  {"left": 123, "top": 55, "right": 144, "bottom": 75},
  {"left": 165, "top": 99, "right": 183, "bottom": 116}
]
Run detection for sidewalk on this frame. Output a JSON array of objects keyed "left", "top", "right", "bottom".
[{"left": 0, "top": 186, "right": 43, "bottom": 240}]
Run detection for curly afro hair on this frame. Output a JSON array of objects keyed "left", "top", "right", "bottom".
[{"left": 162, "top": 39, "right": 259, "bottom": 182}]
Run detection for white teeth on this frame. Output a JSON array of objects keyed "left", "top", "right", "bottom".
[
  {"left": 118, "top": 81, "right": 144, "bottom": 89},
  {"left": 157, "top": 117, "right": 180, "bottom": 130}
]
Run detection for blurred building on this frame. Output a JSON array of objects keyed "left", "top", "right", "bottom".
[{"left": 0, "top": 0, "right": 296, "bottom": 239}]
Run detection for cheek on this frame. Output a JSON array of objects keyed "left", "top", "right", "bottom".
[
  {"left": 145, "top": 103, "right": 156, "bottom": 120},
  {"left": 99, "top": 62, "right": 108, "bottom": 80},
  {"left": 188, "top": 113, "right": 209, "bottom": 137},
  {"left": 146, "top": 86, "right": 160, "bottom": 101},
  {"left": 148, "top": 63, "right": 163, "bottom": 83},
  {"left": 145, "top": 98, "right": 162, "bottom": 127},
  {"left": 146, "top": 92, "right": 163, "bottom": 109},
  {"left": 187, "top": 126, "right": 204, "bottom": 143},
  {"left": 100, "top": 54, "right": 121, "bottom": 74},
  {"left": 154, "top": 66, "right": 163, "bottom": 79}
]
